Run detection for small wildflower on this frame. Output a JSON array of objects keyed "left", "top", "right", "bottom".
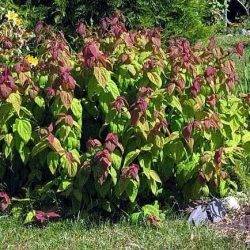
[
  {"left": 6, "top": 11, "right": 22, "bottom": 26},
  {"left": 25, "top": 55, "right": 39, "bottom": 67}
]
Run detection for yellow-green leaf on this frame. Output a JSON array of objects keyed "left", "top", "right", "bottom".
[
  {"left": 147, "top": 72, "right": 162, "bottom": 88},
  {"left": 15, "top": 119, "right": 32, "bottom": 143},
  {"left": 6, "top": 92, "right": 21, "bottom": 115},
  {"left": 94, "top": 67, "right": 110, "bottom": 87},
  {"left": 150, "top": 170, "right": 161, "bottom": 183}
]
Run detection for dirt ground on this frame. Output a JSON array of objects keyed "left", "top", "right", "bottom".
[{"left": 210, "top": 204, "right": 250, "bottom": 247}]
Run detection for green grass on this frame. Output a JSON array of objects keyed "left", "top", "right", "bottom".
[{"left": 0, "top": 215, "right": 245, "bottom": 249}]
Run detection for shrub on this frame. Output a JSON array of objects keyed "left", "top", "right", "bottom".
[
  {"left": 8, "top": 0, "right": 217, "bottom": 41},
  {"left": 0, "top": 11, "right": 249, "bottom": 223}
]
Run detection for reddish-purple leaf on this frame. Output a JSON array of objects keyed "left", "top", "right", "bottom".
[
  {"left": 35, "top": 210, "right": 60, "bottom": 223},
  {"left": 214, "top": 148, "right": 223, "bottom": 165},
  {"left": 105, "top": 133, "right": 124, "bottom": 153},
  {"left": 112, "top": 96, "right": 128, "bottom": 112},
  {"left": 34, "top": 21, "right": 44, "bottom": 34},
  {"left": 86, "top": 138, "right": 102, "bottom": 150},
  {"left": 206, "top": 94, "right": 217, "bottom": 107},
  {"left": 45, "top": 87, "right": 56, "bottom": 98},
  {"left": 121, "top": 163, "right": 139, "bottom": 181},
  {"left": 190, "top": 76, "right": 202, "bottom": 97},
  {"left": 76, "top": 22, "right": 86, "bottom": 36},
  {"left": 183, "top": 122, "right": 193, "bottom": 141},
  {"left": 0, "top": 192, "right": 11, "bottom": 211},
  {"left": 64, "top": 115, "right": 74, "bottom": 126},
  {"left": 95, "top": 149, "right": 112, "bottom": 169},
  {"left": 235, "top": 42, "right": 244, "bottom": 57},
  {"left": 205, "top": 66, "right": 217, "bottom": 78}
]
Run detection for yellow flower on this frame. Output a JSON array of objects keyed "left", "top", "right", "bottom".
[
  {"left": 6, "top": 11, "right": 22, "bottom": 26},
  {"left": 25, "top": 55, "right": 39, "bottom": 67}
]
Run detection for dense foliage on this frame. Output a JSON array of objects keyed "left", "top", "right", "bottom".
[
  {"left": 2, "top": 0, "right": 218, "bottom": 41},
  {"left": 0, "top": 11, "right": 249, "bottom": 224}
]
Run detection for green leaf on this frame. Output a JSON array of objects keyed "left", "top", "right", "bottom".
[
  {"left": 34, "top": 96, "right": 45, "bottom": 108},
  {"left": 109, "top": 167, "right": 117, "bottom": 185},
  {"left": 70, "top": 149, "right": 81, "bottom": 164},
  {"left": 19, "top": 146, "right": 30, "bottom": 163},
  {"left": 176, "top": 153, "right": 200, "bottom": 187},
  {"left": 71, "top": 98, "right": 82, "bottom": 120},
  {"left": 165, "top": 140, "right": 186, "bottom": 162},
  {"left": 149, "top": 170, "right": 161, "bottom": 183},
  {"left": 147, "top": 72, "right": 162, "bottom": 88},
  {"left": 226, "top": 133, "right": 241, "bottom": 147},
  {"left": 58, "top": 180, "right": 72, "bottom": 192},
  {"left": 6, "top": 92, "right": 21, "bottom": 115},
  {"left": 24, "top": 210, "right": 36, "bottom": 224},
  {"left": 14, "top": 119, "right": 32, "bottom": 143},
  {"left": 99, "top": 91, "right": 113, "bottom": 114},
  {"left": 242, "top": 131, "right": 250, "bottom": 144},
  {"left": 149, "top": 179, "right": 157, "bottom": 195},
  {"left": 170, "top": 96, "right": 182, "bottom": 112},
  {"left": 126, "top": 179, "right": 138, "bottom": 203},
  {"left": 130, "top": 212, "right": 143, "bottom": 224},
  {"left": 4, "top": 134, "right": 13, "bottom": 146},
  {"left": 87, "top": 77, "right": 102, "bottom": 98},
  {"left": 61, "top": 154, "right": 78, "bottom": 177},
  {"left": 31, "top": 141, "right": 47, "bottom": 157},
  {"left": 94, "top": 67, "right": 110, "bottom": 87},
  {"left": 0, "top": 103, "right": 13, "bottom": 124},
  {"left": 139, "top": 154, "right": 152, "bottom": 179},
  {"left": 123, "top": 149, "right": 140, "bottom": 167},
  {"left": 126, "top": 64, "right": 136, "bottom": 76},
  {"left": 107, "top": 80, "right": 120, "bottom": 99},
  {"left": 219, "top": 180, "right": 228, "bottom": 197},
  {"left": 67, "top": 136, "right": 79, "bottom": 149},
  {"left": 142, "top": 201, "right": 160, "bottom": 216},
  {"left": 3, "top": 144, "right": 12, "bottom": 158},
  {"left": 111, "top": 152, "right": 122, "bottom": 170},
  {"left": 47, "top": 152, "right": 59, "bottom": 175},
  {"left": 20, "top": 107, "right": 33, "bottom": 118},
  {"left": 39, "top": 75, "right": 48, "bottom": 88},
  {"left": 141, "top": 144, "right": 153, "bottom": 151},
  {"left": 155, "top": 135, "right": 165, "bottom": 148},
  {"left": 14, "top": 134, "right": 24, "bottom": 152}
]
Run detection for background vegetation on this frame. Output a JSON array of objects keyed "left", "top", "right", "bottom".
[{"left": 2, "top": 0, "right": 219, "bottom": 41}]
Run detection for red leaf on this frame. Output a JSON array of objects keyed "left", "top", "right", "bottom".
[{"left": 0, "top": 192, "right": 11, "bottom": 211}]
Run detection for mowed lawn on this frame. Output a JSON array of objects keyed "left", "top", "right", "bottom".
[{"left": 0, "top": 215, "right": 245, "bottom": 249}]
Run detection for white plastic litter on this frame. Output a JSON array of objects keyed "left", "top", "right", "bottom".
[{"left": 223, "top": 196, "right": 240, "bottom": 211}]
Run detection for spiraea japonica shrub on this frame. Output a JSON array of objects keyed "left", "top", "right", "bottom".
[{"left": 0, "top": 11, "right": 249, "bottom": 223}]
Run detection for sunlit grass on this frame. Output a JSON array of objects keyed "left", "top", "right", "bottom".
[{"left": 0, "top": 215, "right": 244, "bottom": 249}]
